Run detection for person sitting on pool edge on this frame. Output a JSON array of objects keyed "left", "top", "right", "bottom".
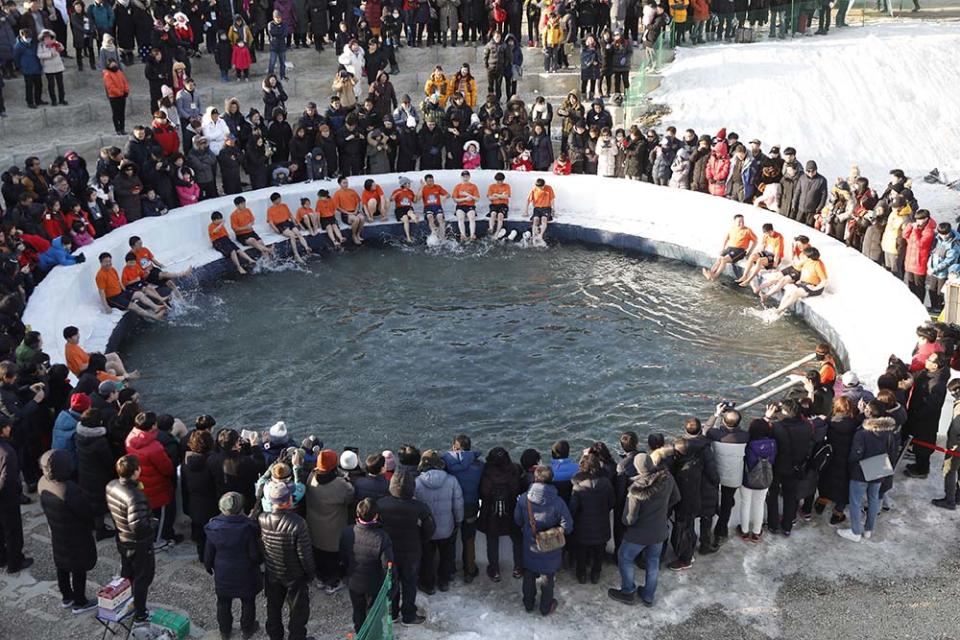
[
  {"left": 362, "top": 179, "right": 387, "bottom": 223},
  {"left": 775, "top": 246, "right": 828, "bottom": 316},
  {"left": 121, "top": 251, "right": 172, "bottom": 309},
  {"left": 453, "top": 171, "right": 480, "bottom": 244},
  {"left": 316, "top": 190, "right": 345, "bottom": 249},
  {"left": 390, "top": 177, "right": 419, "bottom": 244},
  {"left": 63, "top": 325, "right": 138, "bottom": 380},
  {"left": 267, "top": 192, "right": 312, "bottom": 264},
  {"left": 754, "top": 235, "right": 811, "bottom": 299},
  {"left": 703, "top": 214, "right": 758, "bottom": 281},
  {"left": 209, "top": 211, "right": 257, "bottom": 275},
  {"left": 736, "top": 223, "right": 785, "bottom": 287},
  {"left": 128, "top": 236, "right": 194, "bottom": 301},
  {"left": 420, "top": 174, "right": 450, "bottom": 241},
  {"left": 95, "top": 252, "right": 167, "bottom": 320},
  {"left": 487, "top": 172, "right": 511, "bottom": 239},
  {"left": 525, "top": 177, "right": 555, "bottom": 243},
  {"left": 296, "top": 197, "right": 320, "bottom": 236},
  {"left": 230, "top": 196, "right": 275, "bottom": 257},
  {"left": 332, "top": 176, "right": 364, "bottom": 245}
]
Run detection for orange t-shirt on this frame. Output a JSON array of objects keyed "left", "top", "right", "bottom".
[
  {"left": 96, "top": 267, "right": 123, "bottom": 298},
  {"left": 529, "top": 185, "right": 555, "bottom": 208},
  {"left": 762, "top": 231, "right": 784, "bottom": 261},
  {"left": 726, "top": 226, "right": 757, "bottom": 250},
  {"left": 332, "top": 188, "right": 361, "bottom": 213},
  {"left": 295, "top": 207, "right": 312, "bottom": 224},
  {"left": 487, "top": 183, "right": 511, "bottom": 204},
  {"left": 800, "top": 259, "right": 828, "bottom": 286},
  {"left": 421, "top": 184, "right": 448, "bottom": 207},
  {"left": 132, "top": 246, "right": 154, "bottom": 264},
  {"left": 390, "top": 187, "right": 416, "bottom": 208},
  {"left": 97, "top": 370, "right": 122, "bottom": 383},
  {"left": 122, "top": 264, "right": 147, "bottom": 287},
  {"left": 267, "top": 203, "right": 292, "bottom": 226},
  {"left": 363, "top": 185, "right": 384, "bottom": 205},
  {"left": 453, "top": 183, "right": 480, "bottom": 207},
  {"left": 64, "top": 342, "right": 89, "bottom": 376},
  {"left": 316, "top": 199, "right": 336, "bottom": 219},
  {"left": 230, "top": 208, "right": 255, "bottom": 233},
  {"left": 209, "top": 221, "right": 228, "bottom": 242}
]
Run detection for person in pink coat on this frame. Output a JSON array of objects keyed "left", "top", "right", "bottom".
[
  {"left": 706, "top": 140, "right": 731, "bottom": 197},
  {"left": 902, "top": 208, "right": 936, "bottom": 300}
]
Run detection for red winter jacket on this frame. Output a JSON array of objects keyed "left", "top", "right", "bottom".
[
  {"left": 153, "top": 122, "right": 181, "bottom": 157},
  {"left": 231, "top": 45, "right": 252, "bottom": 70},
  {"left": 902, "top": 217, "right": 936, "bottom": 276},
  {"left": 41, "top": 210, "right": 70, "bottom": 240},
  {"left": 690, "top": 0, "right": 710, "bottom": 22},
  {"left": 125, "top": 428, "right": 175, "bottom": 509},
  {"left": 705, "top": 141, "right": 731, "bottom": 197}
]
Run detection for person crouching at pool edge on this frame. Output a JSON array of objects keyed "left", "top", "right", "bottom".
[
  {"left": 362, "top": 179, "right": 388, "bottom": 224},
  {"left": 95, "top": 252, "right": 167, "bottom": 321},
  {"left": 209, "top": 211, "right": 257, "bottom": 275},
  {"left": 296, "top": 197, "right": 321, "bottom": 237},
  {"left": 266, "top": 192, "right": 313, "bottom": 265},
  {"left": 420, "top": 174, "right": 450, "bottom": 241},
  {"left": 453, "top": 171, "right": 481, "bottom": 243},
  {"left": 315, "top": 190, "right": 346, "bottom": 249},
  {"left": 526, "top": 178, "right": 556, "bottom": 243},
  {"left": 389, "top": 177, "right": 420, "bottom": 244},
  {"left": 703, "top": 214, "right": 758, "bottom": 281}
]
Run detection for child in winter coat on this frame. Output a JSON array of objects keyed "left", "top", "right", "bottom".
[
  {"left": 70, "top": 219, "right": 94, "bottom": 247},
  {"left": 669, "top": 148, "right": 692, "bottom": 189},
  {"left": 552, "top": 151, "right": 572, "bottom": 175},
  {"left": 107, "top": 202, "right": 128, "bottom": 229},
  {"left": 215, "top": 32, "right": 232, "bottom": 82},
  {"left": 462, "top": 140, "right": 481, "bottom": 169},
  {"left": 231, "top": 40, "right": 252, "bottom": 81},
  {"left": 37, "top": 30, "right": 67, "bottom": 106},
  {"left": 176, "top": 169, "right": 201, "bottom": 206}
]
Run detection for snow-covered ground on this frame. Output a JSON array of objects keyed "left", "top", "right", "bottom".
[{"left": 652, "top": 21, "right": 960, "bottom": 219}]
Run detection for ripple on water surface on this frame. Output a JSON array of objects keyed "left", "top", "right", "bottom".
[{"left": 124, "top": 244, "right": 818, "bottom": 453}]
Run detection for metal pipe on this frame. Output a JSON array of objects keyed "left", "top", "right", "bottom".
[
  {"left": 749, "top": 353, "right": 816, "bottom": 387},
  {"left": 738, "top": 377, "right": 804, "bottom": 411}
]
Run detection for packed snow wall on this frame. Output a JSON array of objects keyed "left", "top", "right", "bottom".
[{"left": 24, "top": 171, "right": 929, "bottom": 405}]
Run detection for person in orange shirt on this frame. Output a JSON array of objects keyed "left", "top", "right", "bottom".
[
  {"left": 420, "top": 174, "right": 450, "bottom": 241},
  {"left": 121, "top": 251, "right": 170, "bottom": 307},
  {"left": 755, "top": 234, "right": 810, "bottom": 300},
  {"left": 486, "top": 172, "right": 512, "bottom": 239},
  {"left": 315, "top": 189, "right": 345, "bottom": 249},
  {"left": 128, "top": 236, "right": 193, "bottom": 287},
  {"left": 525, "top": 177, "right": 555, "bottom": 242},
  {"left": 267, "top": 192, "right": 312, "bottom": 264},
  {"left": 776, "top": 246, "right": 828, "bottom": 316},
  {"left": 362, "top": 179, "right": 387, "bottom": 223},
  {"left": 389, "top": 177, "right": 419, "bottom": 244},
  {"left": 95, "top": 252, "right": 166, "bottom": 320},
  {"left": 230, "top": 196, "right": 275, "bottom": 256},
  {"left": 452, "top": 171, "right": 481, "bottom": 243},
  {"left": 332, "top": 176, "right": 365, "bottom": 245},
  {"left": 209, "top": 210, "right": 256, "bottom": 274},
  {"left": 736, "top": 223, "right": 785, "bottom": 287},
  {"left": 63, "top": 325, "right": 137, "bottom": 380},
  {"left": 703, "top": 214, "right": 758, "bottom": 281},
  {"left": 295, "top": 197, "right": 320, "bottom": 236}
]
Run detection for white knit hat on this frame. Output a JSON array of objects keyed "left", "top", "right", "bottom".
[
  {"left": 269, "top": 421, "right": 288, "bottom": 440},
  {"left": 339, "top": 450, "right": 359, "bottom": 471}
]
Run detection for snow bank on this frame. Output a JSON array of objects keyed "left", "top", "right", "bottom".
[
  {"left": 23, "top": 170, "right": 927, "bottom": 397},
  {"left": 652, "top": 22, "right": 960, "bottom": 217}
]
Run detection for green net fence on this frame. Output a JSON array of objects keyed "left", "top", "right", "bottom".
[{"left": 350, "top": 565, "right": 394, "bottom": 640}]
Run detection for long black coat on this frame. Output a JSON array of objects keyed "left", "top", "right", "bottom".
[
  {"left": 817, "top": 416, "right": 858, "bottom": 505},
  {"left": 0, "top": 438, "right": 21, "bottom": 508},
  {"left": 906, "top": 367, "right": 949, "bottom": 443},
  {"left": 204, "top": 514, "right": 263, "bottom": 598},
  {"left": 377, "top": 472, "right": 436, "bottom": 558},
  {"left": 568, "top": 473, "right": 614, "bottom": 546},
  {"left": 75, "top": 425, "right": 114, "bottom": 516},
  {"left": 39, "top": 450, "right": 97, "bottom": 572},
  {"left": 182, "top": 451, "right": 219, "bottom": 527},
  {"left": 672, "top": 435, "right": 719, "bottom": 520},
  {"left": 477, "top": 462, "right": 521, "bottom": 537}
]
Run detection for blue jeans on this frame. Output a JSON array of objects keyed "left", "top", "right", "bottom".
[
  {"left": 849, "top": 480, "right": 881, "bottom": 535},
  {"left": 617, "top": 540, "right": 662, "bottom": 604},
  {"left": 769, "top": 9, "right": 786, "bottom": 36},
  {"left": 268, "top": 49, "right": 287, "bottom": 78}
]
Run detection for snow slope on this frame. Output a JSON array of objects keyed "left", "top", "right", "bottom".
[{"left": 652, "top": 22, "right": 960, "bottom": 217}]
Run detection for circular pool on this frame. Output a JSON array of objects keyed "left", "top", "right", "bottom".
[{"left": 122, "top": 244, "right": 818, "bottom": 453}]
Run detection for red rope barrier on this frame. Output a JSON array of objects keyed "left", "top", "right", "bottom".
[{"left": 911, "top": 438, "right": 960, "bottom": 458}]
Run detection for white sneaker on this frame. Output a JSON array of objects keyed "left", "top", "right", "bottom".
[
  {"left": 496, "top": 228, "right": 507, "bottom": 240},
  {"left": 323, "top": 583, "right": 344, "bottom": 595},
  {"left": 836, "top": 528, "right": 861, "bottom": 543},
  {"left": 507, "top": 230, "right": 518, "bottom": 241},
  {"left": 862, "top": 530, "right": 873, "bottom": 540}
]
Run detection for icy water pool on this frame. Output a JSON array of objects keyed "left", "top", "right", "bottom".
[{"left": 123, "top": 244, "right": 820, "bottom": 454}]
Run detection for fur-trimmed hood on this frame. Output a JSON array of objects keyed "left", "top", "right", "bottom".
[
  {"left": 627, "top": 467, "right": 670, "bottom": 501},
  {"left": 863, "top": 416, "right": 897, "bottom": 433}
]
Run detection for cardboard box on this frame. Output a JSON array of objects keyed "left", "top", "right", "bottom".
[
  {"left": 97, "top": 578, "right": 132, "bottom": 609},
  {"left": 97, "top": 597, "right": 133, "bottom": 622}
]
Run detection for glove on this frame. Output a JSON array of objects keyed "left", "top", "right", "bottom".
[{"left": 74, "top": 252, "right": 86, "bottom": 263}]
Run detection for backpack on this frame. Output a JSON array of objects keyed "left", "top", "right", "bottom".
[
  {"left": 746, "top": 457, "right": 773, "bottom": 490},
  {"left": 807, "top": 441, "right": 833, "bottom": 474}
]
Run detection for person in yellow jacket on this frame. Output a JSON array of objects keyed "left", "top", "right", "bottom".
[
  {"left": 880, "top": 196, "right": 913, "bottom": 279},
  {"left": 542, "top": 11, "right": 564, "bottom": 72},
  {"left": 447, "top": 64, "right": 478, "bottom": 108},
  {"left": 670, "top": 0, "right": 689, "bottom": 43},
  {"left": 424, "top": 66, "right": 451, "bottom": 107}
]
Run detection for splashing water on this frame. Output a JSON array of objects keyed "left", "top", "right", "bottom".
[{"left": 741, "top": 306, "right": 783, "bottom": 325}]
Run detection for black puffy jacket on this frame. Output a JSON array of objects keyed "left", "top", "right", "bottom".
[
  {"left": 39, "top": 450, "right": 98, "bottom": 572},
  {"left": 106, "top": 476, "right": 154, "bottom": 546},
  {"left": 258, "top": 509, "right": 316, "bottom": 586},
  {"left": 772, "top": 417, "right": 815, "bottom": 478},
  {"left": 340, "top": 522, "right": 394, "bottom": 595},
  {"left": 672, "top": 434, "right": 719, "bottom": 519},
  {"left": 181, "top": 451, "right": 219, "bottom": 527},
  {"left": 76, "top": 424, "right": 115, "bottom": 516},
  {"left": 377, "top": 472, "right": 436, "bottom": 557},
  {"left": 569, "top": 473, "right": 614, "bottom": 546}
]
